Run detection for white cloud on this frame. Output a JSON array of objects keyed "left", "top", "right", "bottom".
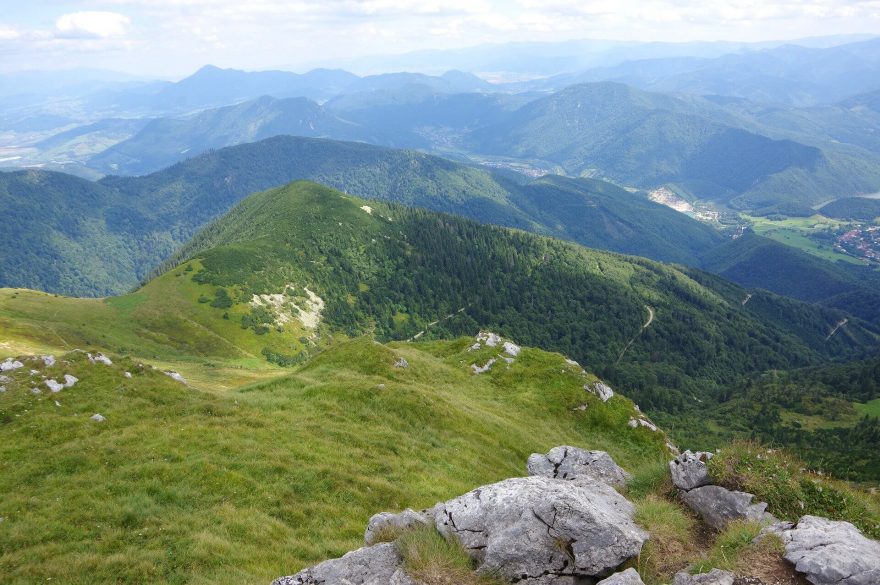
[
  {"left": 0, "top": 25, "right": 21, "bottom": 41},
  {"left": 55, "top": 11, "right": 131, "bottom": 39}
]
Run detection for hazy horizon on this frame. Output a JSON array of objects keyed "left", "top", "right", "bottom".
[{"left": 1, "top": 1, "right": 879, "bottom": 77}]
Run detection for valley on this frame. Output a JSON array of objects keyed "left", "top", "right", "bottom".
[{"left": 2, "top": 21, "right": 880, "bottom": 585}]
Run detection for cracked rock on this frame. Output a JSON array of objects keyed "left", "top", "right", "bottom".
[
  {"left": 782, "top": 515, "right": 880, "bottom": 585},
  {"left": 434, "top": 475, "right": 648, "bottom": 582},
  {"left": 587, "top": 381, "right": 615, "bottom": 402},
  {"left": 527, "top": 446, "right": 631, "bottom": 488},
  {"left": 598, "top": 568, "right": 646, "bottom": 584},
  {"left": 672, "top": 569, "right": 735, "bottom": 585},
  {"left": 669, "top": 450, "right": 713, "bottom": 491},
  {"left": 271, "top": 542, "right": 418, "bottom": 585},
  {"left": 364, "top": 508, "right": 432, "bottom": 545},
  {"left": 681, "top": 485, "right": 775, "bottom": 531}
]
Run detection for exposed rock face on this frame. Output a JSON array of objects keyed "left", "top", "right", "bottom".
[
  {"left": 669, "top": 451, "right": 713, "bottom": 491},
  {"left": 393, "top": 357, "right": 409, "bottom": 369},
  {"left": 598, "top": 568, "right": 646, "bottom": 584},
  {"left": 471, "top": 358, "right": 496, "bottom": 374},
  {"left": 502, "top": 341, "right": 521, "bottom": 356},
  {"left": 782, "top": 515, "right": 880, "bottom": 585},
  {"left": 681, "top": 485, "right": 774, "bottom": 531},
  {"left": 434, "top": 475, "right": 648, "bottom": 582},
  {"left": 587, "top": 381, "right": 614, "bottom": 402},
  {"left": 1, "top": 358, "right": 24, "bottom": 371},
  {"left": 672, "top": 569, "right": 735, "bottom": 585},
  {"left": 476, "top": 331, "right": 502, "bottom": 347},
  {"left": 45, "top": 379, "right": 64, "bottom": 393},
  {"left": 364, "top": 509, "right": 431, "bottom": 546},
  {"left": 527, "top": 446, "right": 632, "bottom": 488},
  {"left": 88, "top": 353, "right": 113, "bottom": 365},
  {"left": 271, "top": 543, "right": 417, "bottom": 585}
]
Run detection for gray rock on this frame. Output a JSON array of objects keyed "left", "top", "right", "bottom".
[
  {"left": 63, "top": 374, "right": 78, "bottom": 387},
  {"left": 434, "top": 475, "right": 648, "bottom": 582},
  {"left": 393, "top": 357, "right": 409, "bottom": 369},
  {"left": 471, "top": 358, "right": 496, "bottom": 374},
  {"left": 527, "top": 446, "right": 632, "bottom": 488},
  {"left": 782, "top": 515, "right": 880, "bottom": 585},
  {"left": 88, "top": 353, "right": 112, "bottom": 366},
  {"left": 45, "top": 379, "right": 65, "bottom": 393},
  {"left": 90, "top": 413, "right": 106, "bottom": 422},
  {"left": 41, "top": 355, "right": 56, "bottom": 367},
  {"left": 681, "top": 485, "right": 774, "bottom": 531},
  {"left": 672, "top": 569, "right": 735, "bottom": 585},
  {"left": 1, "top": 358, "right": 24, "bottom": 371},
  {"left": 164, "top": 371, "right": 187, "bottom": 384},
  {"left": 364, "top": 508, "right": 431, "bottom": 545},
  {"left": 598, "top": 568, "right": 646, "bottom": 585},
  {"left": 587, "top": 381, "right": 615, "bottom": 402},
  {"left": 271, "top": 542, "right": 417, "bottom": 585},
  {"left": 669, "top": 450, "right": 713, "bottom": 491},
  {"left": 502, "top": 341, "right": 521, "bottom": 356}
]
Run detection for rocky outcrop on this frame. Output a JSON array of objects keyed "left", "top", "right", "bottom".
[
  {"left": 527, "top": 446, "right": 631, "bottom": 487},
  {"left": 271, "top": 543, "right": 418, "bottom": 585},
  {"left": 681, "top": 485, "right": 775, "bottom": 531},
  {"left": 1, "top": 358, "right": 24, "bottom": 371},
  {"left": 669, "top": 451, "right": 713, "bottom": 491},
  {"left": 586, "top": 381, "right": 615, "bottom": 402},
  {"left": 393, "top": 357, "right": 409, "bottom": 369},
  {"left": 671, "top": 569, "right": 735, "bottom": 585},
  {"left": 433, "top": 475, "right": 648, "bottom": 583},
  {"left": 782, "top": 515, "right": 880, "bottom": 585},
  {"left": 598, "top": 568, "right": 646, "bottom": 584},
  {"left": 364, "top": 509, "right": 431, "bottom": 546}
]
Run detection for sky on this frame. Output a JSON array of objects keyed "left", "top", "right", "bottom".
[{"left": 0, "top": 0, "right": 879, "bottom": 77}]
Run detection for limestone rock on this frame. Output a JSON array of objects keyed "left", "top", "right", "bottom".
[
  {"left": 471, "top": 358, "right": 496, "bottom": 374},
  {"left": 164, "top": 371, "right": 187, "bottom": 384},
  {"left": 681, "top": 485, "right": 774, "bottom": 531},
  {"left": 393, "top": 357, "right": 409, "bottom": 369},
  {"left": 669, "top": 451, "right": 713, "bottom": 491},
  {"left": 782, "top": 515, "right": 880, "bottom": 585},
  {"left": 434, "top": 475, "right": 648, "bottom": 582},
  {"left": 271, "top": 542, "right": 417, "bottom": 585},
  {"left": 1, "top": 358, "right": 24, "bottom": 372},
  {"left": 90, "top": 413, "right": 106, "bottom": 422},
  {"left": 587, "top": 381, "right": 615, "bottom": 402},
  {"left": 41, "top": 355, "right": 56, "bottom": 367},
  {"left": 88, "top": 353, "right": 112, "bottom": 366},
  {"left": 672, "top": 569, "right": 735, "bottom": 585},
  {"left": 45, "top": 379, "right": 64, "bottom": 393},
  {"left": 364, "top": 508, "right": 431, "bottom": 545},
  {"left": 63, "top": 374, "right": 78, "bottom": 387},
  {"left": 598, "top": 568, "right": 646, "bottom": 584},
  {"left": 502, "top": 341, "right": 521, "bottom": 356},
  {"left": 527, "top": 446, "right": 631, "bottom": 488}
]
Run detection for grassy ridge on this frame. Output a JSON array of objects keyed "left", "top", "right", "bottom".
[{"left": 0, "top": 338, "right": 666, "bottom": 584}]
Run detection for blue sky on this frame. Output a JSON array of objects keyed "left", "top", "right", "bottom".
[{"left": 1, "top": 0, "right": 879, "bottom": 77}]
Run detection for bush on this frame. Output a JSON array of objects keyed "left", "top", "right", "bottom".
[{"left": 708, "top": 440, "right": 880, "bottom": 538}]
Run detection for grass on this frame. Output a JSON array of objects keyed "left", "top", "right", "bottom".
[
  {"left": 0, "top": 337, "right": 667, "bottom": 584},
  {"left": 708, "top": 440, "right": 880, "bottom": 538},
  {"left": 689, "top": 521, "right": 764, "bottom": 574},
  {"left": 855, "top": 397, "right": 880, "bottom": 417},
  {"left": 745, "top": 214, "right": 867, "bottom": 265},
  {"left": 632, "top": 495, "right": 697, "bottom": 584},
  {"left": 397, "top": 526, "right": 505, "bottom": 585}
]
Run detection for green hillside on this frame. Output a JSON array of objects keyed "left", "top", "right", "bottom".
[
  {"left": 0, "top": 136, "right": 721, "bottom": 296},
  {"left": 699, "top": 232, "right": 880, "bottom": 324},
  {"left": 466, "top": 82, "right": 880, "bottom": 210},
  {"left": 0, "top": 338, "right": 667, "bottom": 584},
  {"left": 819, "top": 196, "right": 880, "bottom": 220}
]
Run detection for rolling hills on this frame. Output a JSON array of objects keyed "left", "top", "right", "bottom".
[
  {"left": 0, "top": 136, "right": 723, "bottom": 296},
  {"left": 8, "top": 180, "right": 873, "bottom": 414}
]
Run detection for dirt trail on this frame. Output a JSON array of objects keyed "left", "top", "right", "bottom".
[
  {"left": 407, "top": 307, "right": 466, "bottom": 342},
  {"left": 616, "top": 306, "right": 654, "bottom": 364},
  {"left": 826, "top": 318, "right": 848, "bottom": 341}
]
